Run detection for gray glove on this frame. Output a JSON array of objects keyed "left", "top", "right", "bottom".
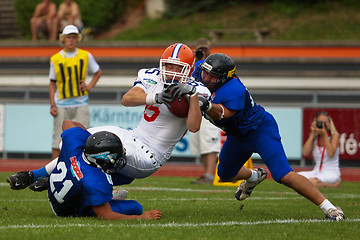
[
  {"left": 169, "top": 83, "right": 196, "bottom": 101},
  {"left": 155, "top": 86, "right": 173, "bottom": 108}
]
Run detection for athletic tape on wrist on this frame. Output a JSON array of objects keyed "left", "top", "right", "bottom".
[
  {"left": 219, "top": 104, "right": 225, "bottom": 119},
  {"left": 146, "top": 92, "right": 157, "bottom": 105},
  {"left": 190, "top": 90, "right": 198, "bottom": 98}
]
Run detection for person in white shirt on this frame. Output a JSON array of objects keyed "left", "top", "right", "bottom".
[
  {"left": 49, "top": 25, "right": 102, "bottom": 159},
  {"left": 299, "top": 111, "right": 341, "bottom": 188}
]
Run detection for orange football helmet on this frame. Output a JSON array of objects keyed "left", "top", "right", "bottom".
[{"left": 160, "top": 43, "right": 195, "bottom": 84}]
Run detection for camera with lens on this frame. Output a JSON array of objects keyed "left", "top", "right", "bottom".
[
  {"left": 316, "top": 121, "right": 324, "bottom": 129},
  {"left": 195, "top": 48, "right": 206, "bottom": 60}
]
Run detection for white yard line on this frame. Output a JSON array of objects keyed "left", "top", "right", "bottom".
[
  {"left": 2, "top": 183, "right": 360, "bottom": 199},
  {"left": 1, "top": 219, "right": 360, "bottom": 230}
]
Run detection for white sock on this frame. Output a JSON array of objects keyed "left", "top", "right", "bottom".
[
  {"left": 247, "top": 170, "right": 259, "bottom": 182},
  {"left": 45, "top": 158, "right": 58, "bottom": 174},
  {"left": 319, "top": 199, "right": 336, "bottom": 213}
]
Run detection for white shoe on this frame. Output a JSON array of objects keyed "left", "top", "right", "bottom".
[
  {"left": 112, "top": 189, "right": 129, "bottom": 200},
  {"left": 235, "top": 168, "right": 267, "bottom": 201},
  {"left": 325, "top": 206, "right": 345, "bottom": 221}
]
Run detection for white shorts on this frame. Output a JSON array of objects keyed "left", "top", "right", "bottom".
[
  {"left": 88, "top": 126, "right": 161, "bottom": 179},
  {"left": 189, "top": 118, "right": 221, "bottom": 155},
  {"left": 297, "top": 169, "right": 341, "bottom": 183}
]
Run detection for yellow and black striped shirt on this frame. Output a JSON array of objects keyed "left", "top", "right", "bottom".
[{"left": 50, "top": 49, "right": 89, "bottom": 99}]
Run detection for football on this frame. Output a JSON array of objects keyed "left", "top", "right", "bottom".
[{"left": 166, "top": 94, "right": 190, "bottom": 118}]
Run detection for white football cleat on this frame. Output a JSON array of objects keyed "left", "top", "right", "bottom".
[
  {"left": 235, "top": 168, "right": 267, "bottom": 201},
  {"left": 325, "top": 207, "right": 345, "bottom": 221}
]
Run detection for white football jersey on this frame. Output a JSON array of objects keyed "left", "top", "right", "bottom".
[
  {"left": 132, "top": 68, "right": 210, "bottom": 165},
  {"left": 85, "top": 68, "right": 210, "bottom": 179}
]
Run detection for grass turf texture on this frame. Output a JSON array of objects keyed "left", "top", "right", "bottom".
[{"left": 1, "top": 172, "right": 359, "bottom": 240}]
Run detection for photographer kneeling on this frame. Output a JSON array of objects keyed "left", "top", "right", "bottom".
[{"left": 298, "top": 111, "right": 341, "bottom": 188}]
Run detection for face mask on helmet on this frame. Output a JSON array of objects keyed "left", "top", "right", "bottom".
[
  {"left": 84, "top": 131, "right": 127, "bottom": 173},
  {"left": 198, "top": 62, "right": 220, "bottom": 92},
  {"left": 198, "top": 53, "right": 236, "bottom": 92},
  {"left": 160, "top": 43, "right": 195, "bottom": 85}
]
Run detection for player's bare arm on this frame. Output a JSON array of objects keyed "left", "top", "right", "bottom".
[
  {"left": 186, "top": 94, "right": 202, "bottom": 132},
  {"left": 206, "top": 103, "right": 236, "bottom": 121},
  {"left": 92, "top": 202, "right": 161, "bottom": 220},
  {"left": 121, "top": 87, "right": 147, "bottom": 107}
]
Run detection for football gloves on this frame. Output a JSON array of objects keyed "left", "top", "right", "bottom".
[
  {"left": 198, "top": 94, "right": 212, "bottom": 112},
  {"left": 155, "top": 86, "right": 173, "bottom": 108},
  {"left": 168, "top": 83, "right": 196, "bottom": 101},
  {"left": 113, "top": 155, "right": 127, "bottom": 170}
]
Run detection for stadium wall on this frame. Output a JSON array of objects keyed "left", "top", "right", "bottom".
[
  {"left": 2, "top": 104, "right": 360, "bottom": 164},
  {"left": 0, "top": 104, "right": 302, "bottom": 159}
]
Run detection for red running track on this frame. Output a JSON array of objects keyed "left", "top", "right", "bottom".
[{"left": 0, "top": 159, "right": 359, "bottom": 182}]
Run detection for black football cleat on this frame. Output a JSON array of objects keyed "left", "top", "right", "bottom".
[
  {"left": 28, "top": 176, "right": 49, "bottom": 192},
  {"left": 7, "top": 171, "right": 34, "bottom": 190}
]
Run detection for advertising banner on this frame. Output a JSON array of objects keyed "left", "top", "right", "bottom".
[
  {"left": 303, "top": 108, "right": 360, "bottom": 160},
  {"left": 2, "top": 104, "right": 303, "bottom": 159},
  {"left": 4, "top": 104, "right": 52, "bottom": 153},
  {"left": 0, "top": 104, "right": 4, "bottom": 152}
]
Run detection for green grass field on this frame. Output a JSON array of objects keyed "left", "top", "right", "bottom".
[{"left": 1, "top": 172, "right": 359, "bottom": 240}]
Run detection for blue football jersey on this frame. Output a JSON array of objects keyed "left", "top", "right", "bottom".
[
  {"left": 48, "top": 127, "right": 113, "bottom": 217},
  {"left": 192, "top": 59, "right": 204, "bottom": 78},
  {"left": 211, "top": 76, "right": 266, "bottom": 136}
]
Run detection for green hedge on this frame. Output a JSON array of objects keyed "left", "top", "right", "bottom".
[
  {"left": 15, "top": 0, "right": 358, "bottom": 39},
  {"left": 164, "top": 0, "right": 358, "bottom": 18},
  {"left": 14, "top": 0, "right": 125, "bottom": 38}
]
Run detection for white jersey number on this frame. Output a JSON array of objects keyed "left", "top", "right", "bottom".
[{"left": 49, "top": 161, "right": 73, "bottom": 204}]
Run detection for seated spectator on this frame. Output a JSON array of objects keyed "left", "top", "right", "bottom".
[
  {"left": 30, "top": 0, "right": 57, "bottom": 41},
  {"left": 50, "top": 0, "right": 84, "bottom": 40},
  {"left": 298, "top": 111, "right": 341, "bottom": 188}
]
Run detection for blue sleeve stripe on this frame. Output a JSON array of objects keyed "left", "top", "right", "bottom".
[{"left": 133, "top": 80, "right": 143, "bottom": 87}]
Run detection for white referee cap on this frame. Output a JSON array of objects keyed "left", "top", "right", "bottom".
[{"left": 62, "top": 25, "right": 79, "bottom": 35}]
